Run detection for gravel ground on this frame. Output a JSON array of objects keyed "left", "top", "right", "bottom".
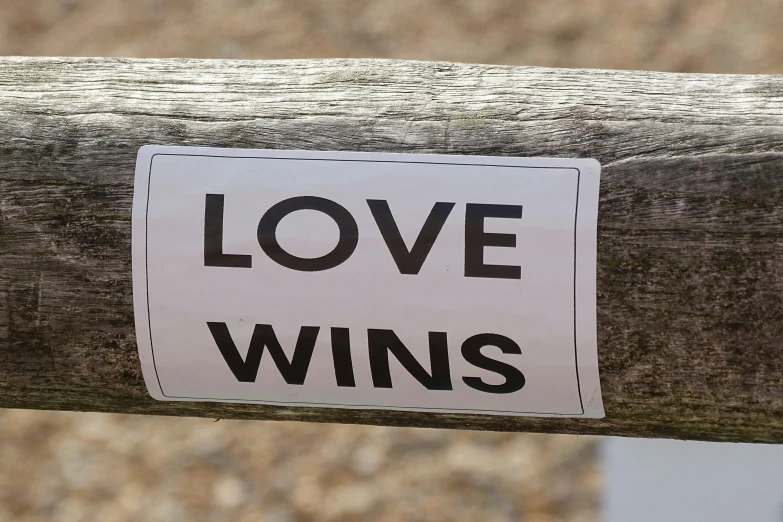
[
  {"left": 0, "top": 1, "right": 780, "bottom": 521},
  {"left": 0, "top": 410, "right": 598, "bottom": 522},
  {"left": 1, "top": 0, "right": 782, "bottom": 72}
]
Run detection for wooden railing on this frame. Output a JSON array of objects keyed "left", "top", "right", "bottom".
[{"left": 1, "top": 57, "right": 781, "bottom": 443}]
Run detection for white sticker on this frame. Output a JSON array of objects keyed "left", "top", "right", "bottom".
[{"left": 132, "top": 146, "right": 604, "bottom": 418}]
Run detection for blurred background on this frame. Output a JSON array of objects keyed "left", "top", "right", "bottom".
[
  {"left": 2, "top": 0, "right": 783, "bottom": 72},
  {"left": 0, "top": 1, "right": 781, "bottom": 521}
]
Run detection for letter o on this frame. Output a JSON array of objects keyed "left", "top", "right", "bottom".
[{"left": 257, "top": 196, "right": 359, "bottom": 271}]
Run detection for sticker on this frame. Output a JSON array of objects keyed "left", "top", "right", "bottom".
[{"left": 132, "top": 146, "right": 604, "bottom": 418}]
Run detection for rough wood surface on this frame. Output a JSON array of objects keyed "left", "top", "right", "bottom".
[{"left": 1, "top": 57, "right": 781, "bottom": 443}]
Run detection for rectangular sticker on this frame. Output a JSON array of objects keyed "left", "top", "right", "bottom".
[{"left": 132, "top": 146, "right": 604, "bottom": 418}]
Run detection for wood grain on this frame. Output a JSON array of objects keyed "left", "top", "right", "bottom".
[{"left": 1, "top": 57, "right": 782, "bottom": 442}]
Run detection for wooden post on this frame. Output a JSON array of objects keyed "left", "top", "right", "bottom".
[{"left": 1, "top": 57, "right": 782, "bottom": 443}]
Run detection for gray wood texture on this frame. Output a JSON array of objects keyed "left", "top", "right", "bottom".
[{"left": 1, "top": 57, "right": 782, "bottom": 443}]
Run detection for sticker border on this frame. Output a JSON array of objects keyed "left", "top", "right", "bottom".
[{"left": 136, "top": 149, "right": 597, "bottom": 417}]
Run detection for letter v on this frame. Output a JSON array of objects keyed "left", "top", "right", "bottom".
[{"left": 367, "top": 200, "right": 455, "bottom": 274}]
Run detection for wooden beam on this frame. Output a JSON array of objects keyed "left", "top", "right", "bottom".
[{"left": 1, "top": 57, "right": 782, "bottom": 443}]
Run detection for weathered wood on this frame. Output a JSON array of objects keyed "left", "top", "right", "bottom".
[{"left": 1, "top": 57, "right": 782, "bottom": 443}]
